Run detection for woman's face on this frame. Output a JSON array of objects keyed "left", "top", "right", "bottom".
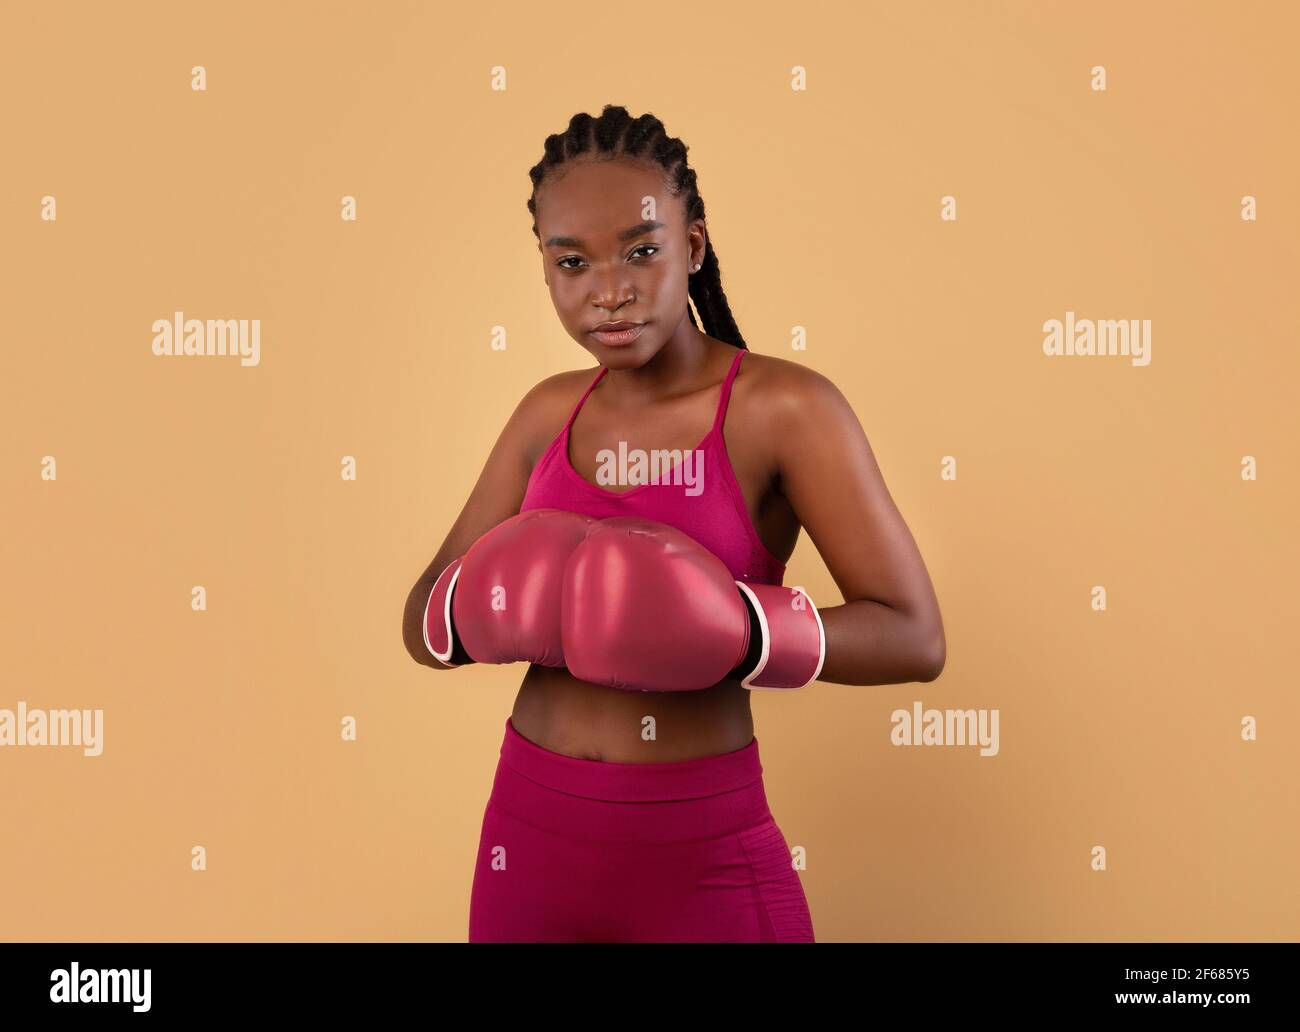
[{"left": 535, "top": 156, "right": 704, "bottom": 369}]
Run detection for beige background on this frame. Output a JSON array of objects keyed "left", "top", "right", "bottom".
[{"left": 2, "top": 1, "right": 1296, "bottom": 941}]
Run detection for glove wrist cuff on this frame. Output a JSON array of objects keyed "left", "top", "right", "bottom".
[
  {"left": 732, "top": 582, "right": 825, "bottom": 691},
  {"left": 423, "top": 558, "right": 475, "bottom": 667}
]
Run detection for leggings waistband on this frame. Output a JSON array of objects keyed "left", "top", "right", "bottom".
[{"left": 491, "top": 717, "right": 772, "bottom": 844}]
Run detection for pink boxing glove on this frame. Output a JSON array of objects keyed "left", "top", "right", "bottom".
[
  {"left": 560, "top": 516, "right": 825, "bottom": 693},
  {"left": 423, "top": 508, "right": 595, "bottom": 667}
]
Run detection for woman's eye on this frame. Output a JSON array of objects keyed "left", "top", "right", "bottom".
[{"left": 558, "top": 246, "right": 657, "bottom": 271}]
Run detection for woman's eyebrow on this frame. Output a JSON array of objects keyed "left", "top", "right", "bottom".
[{"left": 545, "top": 220, "right": 666, "bottom": 249}]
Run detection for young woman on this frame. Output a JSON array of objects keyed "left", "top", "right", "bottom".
[{"left": 402, "top": 105, "right": 945, "bottom": 943}]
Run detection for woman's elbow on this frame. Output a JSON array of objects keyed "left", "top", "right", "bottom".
[
  {"left": 402, "top": 585, "right": 439, "bottom": 668},
  {"left": 404, "top": 622, "right": 431, "bottom": 666},
  {"left": 917, "top": 635, "right": 946, "bottom": 682},
  {"left": 402, "top": 613, "right": 430, "bottom": 666}
]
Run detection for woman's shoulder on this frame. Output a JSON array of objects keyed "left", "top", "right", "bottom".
[
  {"left": 733, "top": 350, "right": 848, "bottom": 421},
  {"left": 505, "top": 366, "right": 601, "bottom": 457},
  {"left": 526, "top": 365, "right": 605, "bottom": 423}
]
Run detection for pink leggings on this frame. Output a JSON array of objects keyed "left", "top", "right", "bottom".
[{"left": 468, "top": 717, "right": 814, "bottom": 943}]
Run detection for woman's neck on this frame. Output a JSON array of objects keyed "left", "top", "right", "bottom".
[{"left": 599, "top": 325, "right": 726, "bottom": 405}]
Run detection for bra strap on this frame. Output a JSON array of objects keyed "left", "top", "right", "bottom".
[
  {"left": 711, "top": 348, "right": 747, "bottom": 433},
  {"left": 565, "top": 365, "right": 608, "bottom": 430}
]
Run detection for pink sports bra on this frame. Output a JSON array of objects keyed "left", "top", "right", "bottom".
[{"left": 519, "top": 347, "right": 787, "bottom": 586}]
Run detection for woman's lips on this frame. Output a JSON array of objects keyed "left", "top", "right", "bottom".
[{"left": 589, "top": 323, "right": 646, "bottom": 346}]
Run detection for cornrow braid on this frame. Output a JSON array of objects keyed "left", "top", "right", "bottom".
[{"left": 527, "top": 104, "right": 747, "bottom": 350}]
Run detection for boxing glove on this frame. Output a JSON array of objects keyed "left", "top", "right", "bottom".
[
  {"left": 423, "top": 508, "right": 595, "bottom": 667},
  {"left": 560, "top": 516, "right": 825, "bottom": 692}
]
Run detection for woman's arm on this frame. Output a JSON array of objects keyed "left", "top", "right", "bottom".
[
  {"left": 401, "top": 374, "right": 575, "bottom": 669},
  {"left": 771, "top": 365, "right": 946, "bottom": 686}
]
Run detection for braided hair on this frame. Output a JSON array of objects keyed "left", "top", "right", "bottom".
[{"left": 527, "top": 104, "right": 747, "bottom": 351}]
